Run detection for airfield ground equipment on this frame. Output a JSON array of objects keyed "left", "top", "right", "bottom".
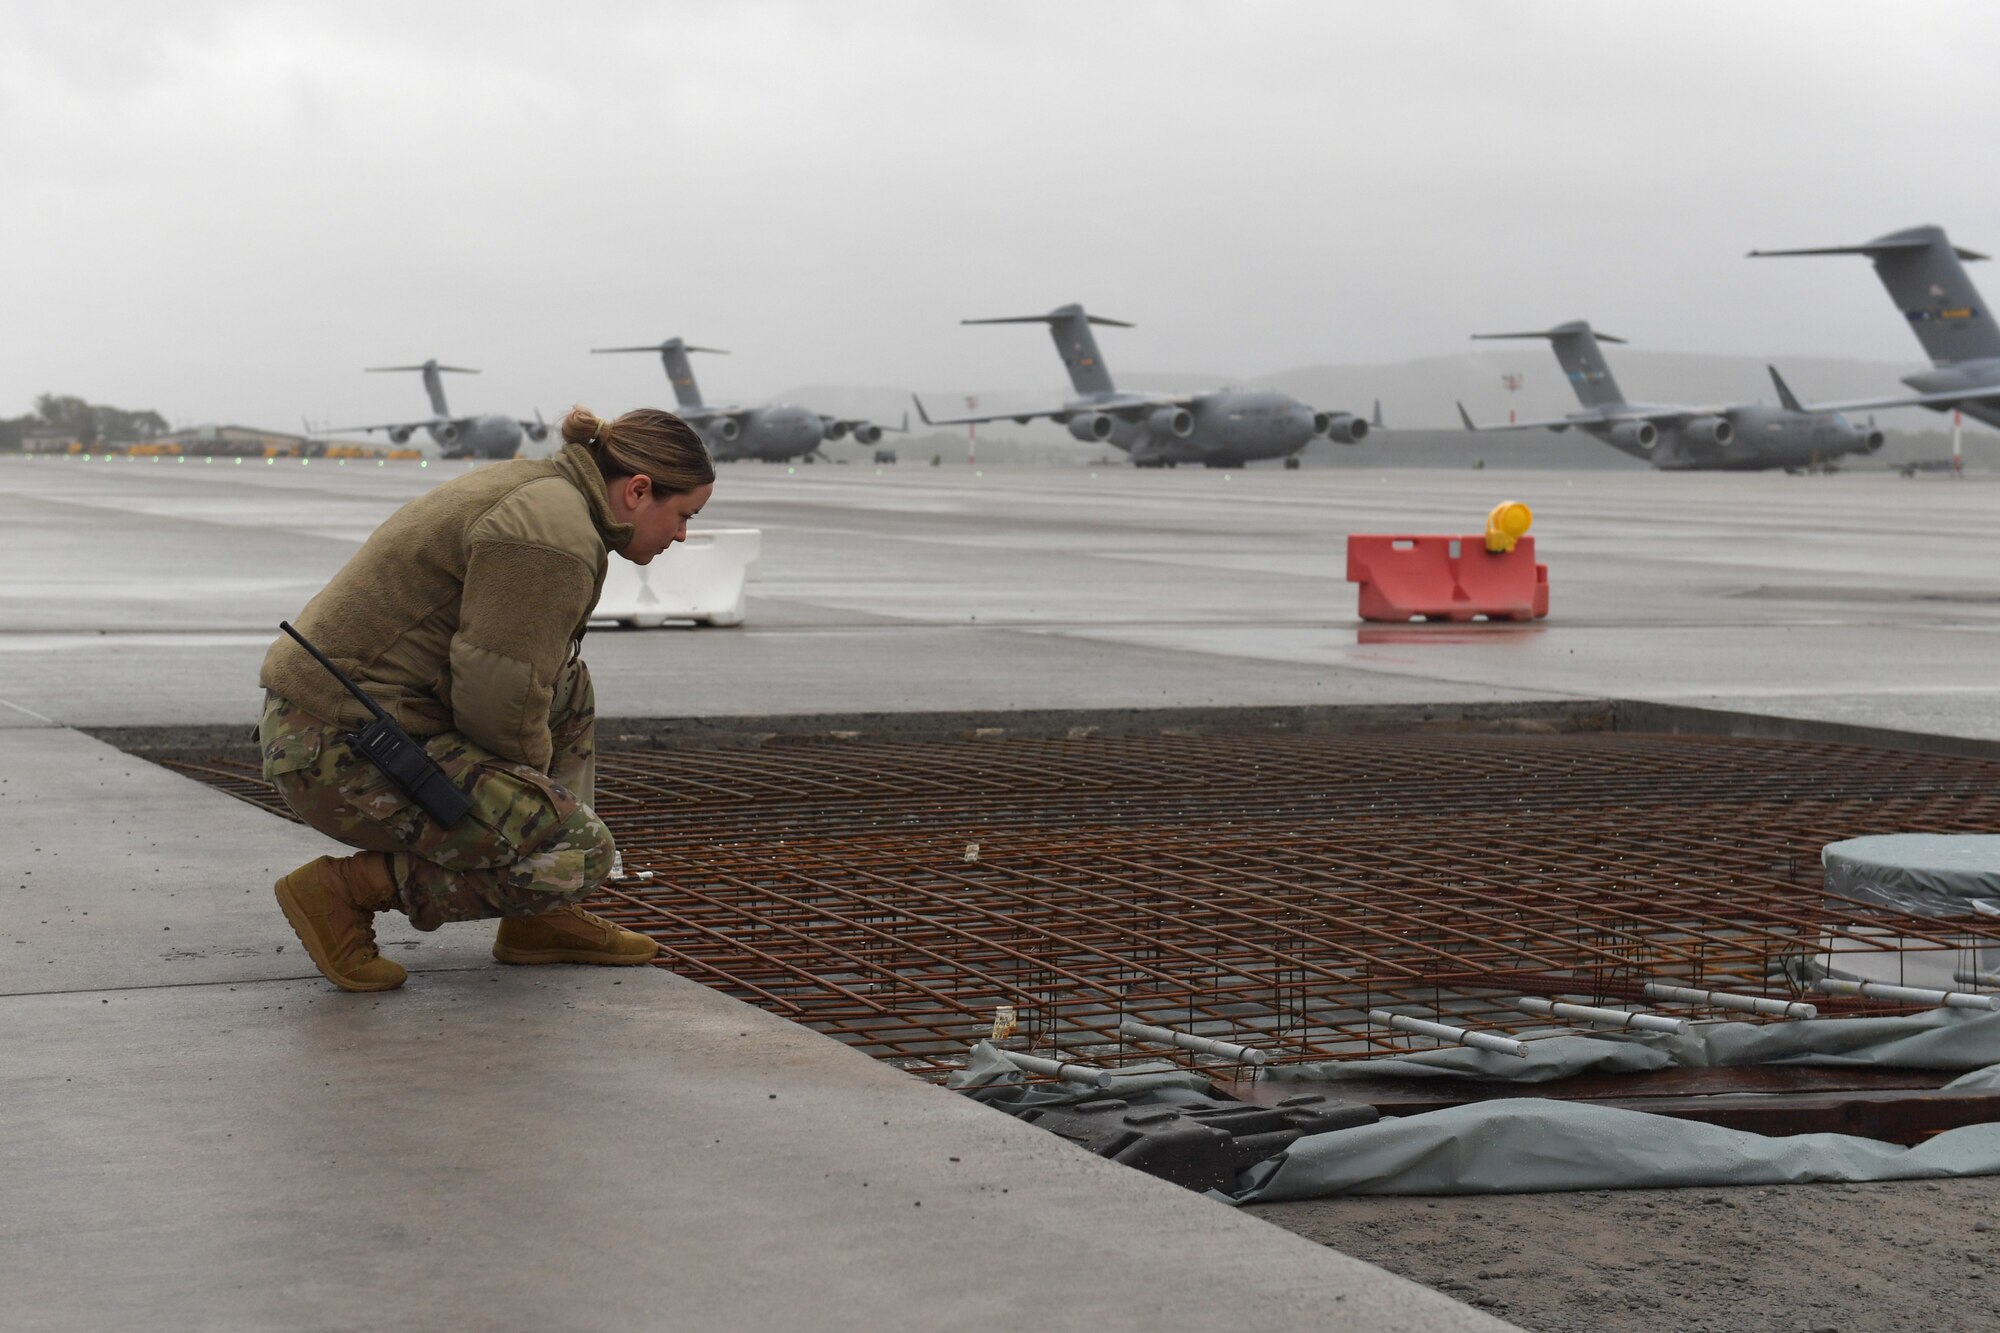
[{"left": 1346, "top": 502, "right": 1549, "bottom": 622}]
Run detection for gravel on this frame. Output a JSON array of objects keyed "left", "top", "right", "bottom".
[{"left": 1249, "top": 1176, "right": 2000, "bottom": 1332}]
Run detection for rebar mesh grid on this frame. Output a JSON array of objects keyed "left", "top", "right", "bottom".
[{"left": 176, "top": 732, "right": 2000, "bottom": 1079}]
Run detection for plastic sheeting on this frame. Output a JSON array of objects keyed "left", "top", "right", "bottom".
[
  {"left": 1230, "top": 1099, "right": 2000, "bottom": 1200},
  {"left": 1236, "top": 1010, "right": 2000, "bottom": 1197},
  {"left": 1823, "top": 833, "right": 2000, "bottom": 918},
  {"left": 958, "top": 1014, "right": 2000, "bottom": 1198},
  {"left": 1267, "top": 1006, "right": 2000, "bottom": 1084}
]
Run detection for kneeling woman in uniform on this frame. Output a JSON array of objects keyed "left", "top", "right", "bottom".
[{"left": 258, "top": 406, "right": 714, "bottom": 991}]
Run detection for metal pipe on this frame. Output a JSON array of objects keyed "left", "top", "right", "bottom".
[
  {"left": 1642, "top": 981, "right": 1817, "bottom": 1020},
  {"left": 1119, "top": 1019, "right": 1269, "bottom": 1066},
  {"left": 1518, "top": 997, "right": 1689, "bottom": 1035},
  {"left": 1813, "top": 977, "right": 1997, "bottom": 1010},
  {"left": 997, "top": 1050, "right": 1114, "bottom": 1088},
  {"left": 1953, "top": 969, "right": 2000, "bottom": 989},
  {"left": 1369, "top": 1009, "right": 1528, "bottom": 1058}
]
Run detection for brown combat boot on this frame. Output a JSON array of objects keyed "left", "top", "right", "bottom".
[
  {"left": 492, "top": 903, "right": 658, "bottom": 966},
  {"left": 273, "top": 852, "right": 408, "bottom": 993}
]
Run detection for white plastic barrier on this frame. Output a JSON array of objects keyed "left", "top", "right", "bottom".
[{"left": 591, "top": 528, "right": 761, "bottom": 628}]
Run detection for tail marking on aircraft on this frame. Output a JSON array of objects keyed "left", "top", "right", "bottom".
[
  {"left": 1750, "top": 225, "right": 2000, "bottom": 366},
  {"left": 593, "top": 339, "right": 728, "bottom": 409},
  {"left": 963, "top": 304, "right": 1132, "bottom": 397},
  {"left": 1472, "top": 322, "right": 1629, "bottom": 409}
]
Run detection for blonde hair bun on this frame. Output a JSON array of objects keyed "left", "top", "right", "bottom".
[{"left": 560, "top": 404, "right": 713, "bottom": 493}]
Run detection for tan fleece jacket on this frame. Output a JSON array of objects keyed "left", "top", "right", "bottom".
[{"left": 259, "top": 442, "right": 634, "bottom": 771}]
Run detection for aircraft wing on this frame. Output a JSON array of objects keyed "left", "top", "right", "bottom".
[
  {"left": 325, "top": 419, "right": 440, "bottom": 435},
  {"left": 1455, "top": 403, "right": 1576, "bottom": 433},
  {"left": 912, "top": 392, "right": 1194, "bottom": 427},
  {"left": 1471, "top": 403, "right": 1748, "bottom": 429},
  {"left": 912, "top": 395, "right": 1065, "bottom": 427},
  {"left": 1762, "top": 367, "right": 2000, "bottom": 414},
  {"left": 820, "top": 412, "right": 911, "bottom": 436}
]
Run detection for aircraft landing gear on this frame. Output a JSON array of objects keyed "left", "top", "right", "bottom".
[{"left": 1284, "top": 457, "right": 1301, "bottom": 470}]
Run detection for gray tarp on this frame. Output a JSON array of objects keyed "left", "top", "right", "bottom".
[
  {"left": 1235, "top": 1009, "right": 2000, "bottom": 1197},
  {"left": 957, "top": 1012, "right": 2000, "bottom": 1198},
  {"left": 1823, "top": 833, "right": 2000, "bottom": 918},
  {"left": 1230, "top": 1099, "right": 2000, "bottom": 1200}
]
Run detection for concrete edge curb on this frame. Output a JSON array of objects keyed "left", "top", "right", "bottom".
[{"left": 83, "top": 697, "right": 2000, "bottom": 764}]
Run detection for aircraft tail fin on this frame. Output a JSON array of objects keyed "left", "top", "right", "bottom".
[
  {"left": 1750, "top": 225, "right": 2000, "bottom": 366},
  {"left": 592, "top": 338, "right": 727, "bottom": 409},
  {"left": 1472, "top": 322, "right": 1628, "bottom": 408},
  {"left": 1767, "top": 365, "right": 1804, "bottom": 413},
  {"left": 963, "top": 303, "right": 1131, "bottom": 396},
  {"left": 365, "top": 360, "right": 476, "bottom": 418}
]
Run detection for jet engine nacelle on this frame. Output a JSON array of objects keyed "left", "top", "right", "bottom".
[
  {"left": 524, "top": 422, "right": 549, "bottom": 443},
  {"left": 1321, "top": 413, "right": 1369, "bottom": 444},
  {"left": 852, "top": 423, "right": 883, "bottom": 445},
  {"left": 433, "top": 422, "right": 460, "bottom": 446},
  {"left": 1147, "top": 407, "right": 1195, "bottom": 439},
  {"left": 1680, "top": 415, "right": 1735, "bottom": 448},
  {"left": 1608, "top": 420, "right": 1659, "bottom": 451},
  {"left": 822, "top": 421, "right": 849, "bottom": 441},
  {"left": 1863, "top": 428, "right": 1885, "bottom": 453},
  {"left": 1066, "top": 412, "right": 1115, "bottom": 443},
  {"left": 387, "top": 427, "right": 413, "bottom": 445},
  {"left": 708, "top": 417, "right": 742, "bottom": 444}
]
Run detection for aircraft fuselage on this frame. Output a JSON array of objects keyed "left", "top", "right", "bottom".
[
  {"left": 699, "top": 403, "right": 827, "bottom": 463},
  {"left": 1575, "top": 403, "right": 1881, "bottom": 470},
  {"left": 423, "top": 414, "right": 524, "bottom": 460},
  {"left": 1067, "top": 388, "right": 1320, "bottom": 468}
]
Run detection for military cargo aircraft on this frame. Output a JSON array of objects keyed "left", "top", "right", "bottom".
[
  {"left": 592, "top": 338, "right": 901, "bottom": 464},
  {"left": 332, "top": 360, "right": 544, "bottom": 460},
  {"left": 1456, "top": 321, "right": 1882, "bottom": 470},
  {"left": 911, "top": 303, "right": 1370, "bottom": 468},
  {"left": 1751, "top": 225, "right": 2000, "bottom": 427}
]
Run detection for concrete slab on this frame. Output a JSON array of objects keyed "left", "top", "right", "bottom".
[
  {"left": 0, "top": 726, "right": 1511, "bottom": 1332},
  {"left": 0, "top": 729, "right": 489, "bottom": 995},
  {"left": 4, "top": 971, "right": 1513, "bottom": 1333}
]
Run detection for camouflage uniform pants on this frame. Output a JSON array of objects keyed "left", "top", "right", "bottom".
[{"left": 259, "top": 658, "right": 613, "bottom": 931}]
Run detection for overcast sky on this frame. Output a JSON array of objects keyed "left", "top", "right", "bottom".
[{"left": 6, "top": 1, "right": 1999, "bottom": 428}]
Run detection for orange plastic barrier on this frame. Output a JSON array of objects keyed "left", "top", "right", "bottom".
[{"left": 1346, "top": 534, "right": 1549, "bottom": 623}]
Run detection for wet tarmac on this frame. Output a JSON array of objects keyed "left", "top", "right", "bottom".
[{"left": 4, "top": 455, "right": 1997, "bottom": 735}]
